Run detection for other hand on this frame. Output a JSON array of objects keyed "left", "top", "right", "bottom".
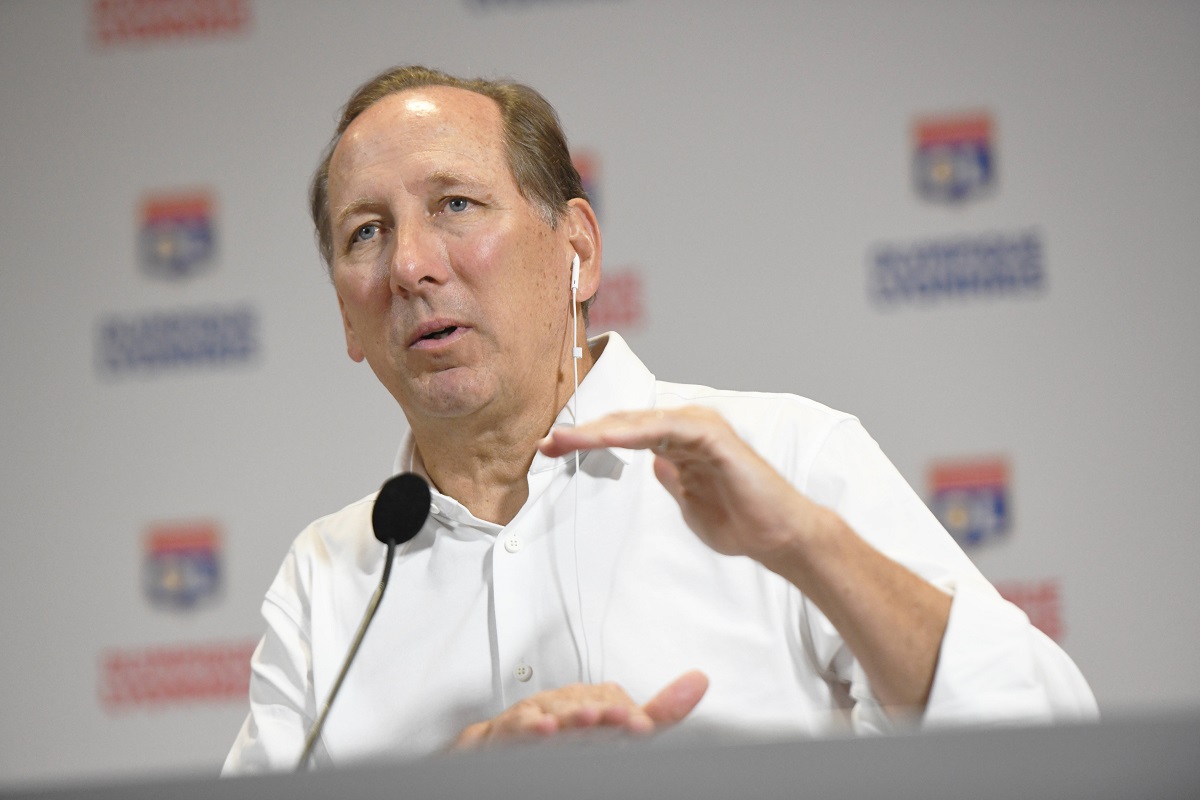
[{"left": 452, "top": 670, "right": 708, "bottom": 749}]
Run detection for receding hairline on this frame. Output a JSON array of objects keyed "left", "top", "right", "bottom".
[
  {"left": 330, "top": 83, "right": 506, "bottom": 167},
  {"left": 324, "top": 83, "right": 555, "bottom": 226},
  {"left": 343, "top": 81, "right": 504, "bottom": 130},
  {"left": 328, "top": 89, "right": 535, "bottom": 235}
]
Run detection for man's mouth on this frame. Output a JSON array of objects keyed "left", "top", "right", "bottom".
[
  {"left": 422, "top": 326, "right": 458, "bottom": 341},
  {"left": 410, "top": 322, "right": 469, "bottom": 349}
]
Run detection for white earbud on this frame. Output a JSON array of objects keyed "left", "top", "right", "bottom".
[
  {"left": 566, "top": 250, "right": 590, "bottom": 682},
  {"left": 570, "top": 252, "right": 582, "bottom": 361}
]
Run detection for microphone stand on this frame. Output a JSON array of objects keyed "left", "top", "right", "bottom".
[{"left": 296, "top": 537, "right": 397, "bottom": 771}]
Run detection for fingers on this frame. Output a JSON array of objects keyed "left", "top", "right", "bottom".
[
  {"left": 496, "top": 699, "right": 560, "bottom": 738},
  {"left": 539, "top": 407, "right": 724, "bottom": 459},
  {"left": 454, "top": 683, "right": 642, "bottom": 750},
  {"left": 454, "top": 700, "right": 560, "bottom": 750},
  {"left": 453, "top": 720, "right": 489, "bottom": 749},
  {"left": 452, "top": 673, "right": 707, "bottom": 750},
  {"left": 642, "top": 670, "right": 710, "bottom": 726}
]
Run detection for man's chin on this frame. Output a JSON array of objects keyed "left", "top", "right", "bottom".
[{"left": 400, "top": 372, "right": 495, "bottom": 421}]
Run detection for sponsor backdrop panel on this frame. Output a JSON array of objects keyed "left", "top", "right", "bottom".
[{"left": 1, "top": 0, "right": 1197, "bottom": 788}]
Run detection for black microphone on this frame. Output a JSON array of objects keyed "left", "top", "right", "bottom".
[{"left": 296, "top": 473, "right": 431, "bottom": 770}]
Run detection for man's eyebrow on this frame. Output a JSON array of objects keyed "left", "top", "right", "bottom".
[
  {"left": 334, "top": 198, "right": 382, "bottom": 229},
  {"left": 425, "top": 170, "right": 484, "bottom": 191}
]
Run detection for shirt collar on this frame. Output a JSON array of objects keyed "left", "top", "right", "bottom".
[
  {"left": 392, "top": 331, "right": 656, "bottom": 478},
  {"left": 549, "top": 330, "right": 656, "bottom": 467}
]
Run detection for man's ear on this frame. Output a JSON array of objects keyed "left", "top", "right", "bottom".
[
  {"left": 566, "top": 197, "right": 602, "bottom": 303},
  {"left": 336, "top": 293, "right": 366, "bottom": 363}
]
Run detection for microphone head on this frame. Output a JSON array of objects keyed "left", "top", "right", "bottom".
[{"left": 372, "top": 473, "right": 431, "bottom": 546}]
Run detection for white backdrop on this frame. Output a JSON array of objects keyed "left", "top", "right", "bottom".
[{"left": 1, "top": 0, "right": 1198, "bottom": 789}]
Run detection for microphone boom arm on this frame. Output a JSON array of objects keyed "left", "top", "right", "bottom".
[{"left": 296, "top": 538, "right": 396, "bottom": 771}]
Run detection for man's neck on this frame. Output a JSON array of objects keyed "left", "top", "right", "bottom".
[{"left": 410, "top": 337, "right": 600, "bottom": 525}]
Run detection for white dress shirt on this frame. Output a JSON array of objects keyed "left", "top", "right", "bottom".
[{"left": 223, "top": 332, "right": 1097, "bottom": 773}]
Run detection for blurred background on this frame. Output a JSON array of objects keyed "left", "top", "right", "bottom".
[{"left": 1, "top": 0, "right": 1197, "bottom": 789}]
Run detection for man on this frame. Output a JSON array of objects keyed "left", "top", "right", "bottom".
[{"left": 224, "top": 65, "right": 1095, "bottom": 772}]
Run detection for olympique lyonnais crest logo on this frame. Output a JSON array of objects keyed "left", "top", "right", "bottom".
[
  {"left": 912, "top": 112, "right": 995, "bottom": 204},
  {"left": 928, "top": 458, "right": 1010, "bottom": 547},
  {"left": 143, "top": 522, "right": 222, "bottom": 610},
  {"left": 139, "top": 191, "right": 215, "bottom": 278}
]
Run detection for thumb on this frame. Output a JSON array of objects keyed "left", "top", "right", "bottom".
[{"left": 642, "top": 670, "right": 709, "bottom": 726}]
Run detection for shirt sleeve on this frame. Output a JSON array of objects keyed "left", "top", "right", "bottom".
[
  {"left": 796, "top": 416, "right": 1098, "bottom": 731},
  {"left": 222, "top": 546, "right": 329, "bottom": 774},
  {"left": 921, "top": 578, "right": 1098, "bottom": 727}
]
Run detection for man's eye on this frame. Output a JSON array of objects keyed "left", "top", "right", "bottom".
[
  {"left": 353, "top": 224, "right": 378, "bottom": 243},
  {"left": 446, "top": 197, "right": 470, "bottom": 213}
]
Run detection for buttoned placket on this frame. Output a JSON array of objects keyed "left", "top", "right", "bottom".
[
  {"left": 489, "top": 440, "right": 593, "bottom": 709},
  {"left": 388, "top": 333, "right": 653, "bottom": 713}
]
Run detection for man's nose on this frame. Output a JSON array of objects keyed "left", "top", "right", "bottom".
[{"left": 389, "top": 222, "right": 450, "bottom": 296}]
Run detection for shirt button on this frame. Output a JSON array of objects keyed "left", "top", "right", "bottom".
[
  {"left": 514, "top": 662, "right": 533, "bottom": 682},
  {"left": 504, "top": 535, "right": 523, "bottom": 553},
  {"left": 429, "top": 503, "right": 440, "bottom": 515}
]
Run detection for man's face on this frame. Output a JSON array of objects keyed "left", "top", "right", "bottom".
[{"left": 326, "top": 86, "right": 576, "bottom": 425}]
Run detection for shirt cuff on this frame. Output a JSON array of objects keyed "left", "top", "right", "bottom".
[{"left": 922, "top": 580, "right": 1095, "bottom": 728}]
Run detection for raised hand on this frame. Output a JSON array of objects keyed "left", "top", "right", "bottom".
[{"left": 540, "top": 406, "right": 826, "bottom": 570}]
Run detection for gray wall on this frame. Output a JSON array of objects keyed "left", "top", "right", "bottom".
[{"left": 1, "top": 0, "right": 1197, "bottom": 788}]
